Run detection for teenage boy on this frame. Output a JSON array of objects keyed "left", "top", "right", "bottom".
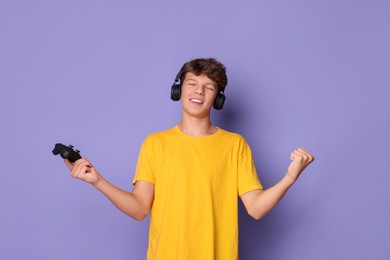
[{"left": 65, "top": 58, "right": 314, "bottom": 260}]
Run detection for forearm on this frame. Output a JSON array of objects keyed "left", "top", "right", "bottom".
[
  {"left": 249, "top": 174, "right": 295, "bottom": 220},
  {"left": 93, "top": 176, "right": 148, "bottom": 221},
  {"left": 242, "top": 148, "right": 314, "bottom": 220}
]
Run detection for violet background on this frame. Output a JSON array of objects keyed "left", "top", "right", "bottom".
[{"left": 1, "top": 0, "right": 389, "bottom": 259}]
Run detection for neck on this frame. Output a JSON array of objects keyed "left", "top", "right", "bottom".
[{"left": 178, "top": 116, "right": 217, "bottom": 137}]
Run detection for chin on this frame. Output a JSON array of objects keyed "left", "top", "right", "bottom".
[{"left": 183, "top": 109, "right": 211, "bottom": 119}]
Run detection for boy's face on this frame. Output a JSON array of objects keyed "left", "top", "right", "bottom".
[{"left": 180, "top": 72, "right": 218, "bottom": 119}]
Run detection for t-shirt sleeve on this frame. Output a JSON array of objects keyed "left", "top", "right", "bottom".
[
  {"left": 237, "top": 138, "right": 263, "bottom": 196},
  {"left": 132, "top": 135, "right": 157, "bottom": 185}
]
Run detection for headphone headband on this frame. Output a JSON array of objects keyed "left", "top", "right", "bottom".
[{"left": 174, "top": 71, "right": 182, "bottom": 83}]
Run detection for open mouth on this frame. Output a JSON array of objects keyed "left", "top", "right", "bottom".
[{"left": 190, "top": 98, "right": 204, "bottom": 104}]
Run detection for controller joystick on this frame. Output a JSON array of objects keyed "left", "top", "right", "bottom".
[{"left": 52, "top": 143, "right": 82, "bottom": 163}]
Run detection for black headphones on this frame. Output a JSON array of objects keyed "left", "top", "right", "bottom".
[{"left": 170, "top": 71, "right": 226, "bottom": 110}]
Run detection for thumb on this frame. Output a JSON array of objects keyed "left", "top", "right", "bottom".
[{"left": 290, "top": 152, "right": 297, "bottom": 162}]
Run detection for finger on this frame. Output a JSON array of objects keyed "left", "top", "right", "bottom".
[
  {"left": 290, "top": 150, "right": 300, "bottom": 161},
  {"left": 70, "top": 158, "right": 94, "bottom": 178},
  {"left": 297, "top": 148, "right": 315, "bottom": 161},
  {"left": 73, "top": 159, "right": 91, "bottom": 169},
  {"left": 296, "top": 148, "right": 314, "bottom": 159},
  {"left": 297, "top": 147, "right": 309, "bottom": 153},
  {"left": 73, "top": 158, "right": 88, "bottom": 166},
  {"left": 79, "top": 158, "right": 93, "bottom": 168},
  {"left": 70, "top": 160, "right": 87, "bottom": 175},
  {"left": 294, "top": 149, "right": 309, "bottom": 161},
  {"left": 64, "top": 159, "right": 73, "bottom": 170},
  {"left": 290, "top": 150, "right": 304, "bottom": 161},
  {"left": 72, "top": 165, "right": 91, "bottom": 179},
  {"left": 83, "top": 158, "right": 93, "bottom": 168}
]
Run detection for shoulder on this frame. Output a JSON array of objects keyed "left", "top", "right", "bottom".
[
  {"left": 142, "top": 127, "right": 178, "bottom": 145},
  {"left": 146, "top": 127, "right": 177, "bottom": 139},
  {"left": 218, "top": 128, "right": 253, "bottom": 155},
  {"left": 218, "top": 128, "right": 247, "bottom": 143}
]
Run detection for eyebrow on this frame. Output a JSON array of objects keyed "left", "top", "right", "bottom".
[{"left": 185, "top": 78, "right": 215, "bottom": 85}]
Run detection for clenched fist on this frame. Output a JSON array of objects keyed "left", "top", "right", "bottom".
[
  {"left": 286, "top": 148, "right": 315, "bottom": 182},
  {"left": 64, "top": 158, "right": 101, "bottom": 186}
]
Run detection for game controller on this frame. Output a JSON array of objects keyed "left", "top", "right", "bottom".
[{"left": 52, "top": 143, "right": 82, "bottom": 163}]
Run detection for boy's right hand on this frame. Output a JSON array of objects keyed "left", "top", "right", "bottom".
[{"left": 64, "top": 158, "right": 101, "bottom": 186}]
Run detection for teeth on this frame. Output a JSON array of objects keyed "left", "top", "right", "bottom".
[{"left": 190, "top": 99, "right": 203, "bottom": 103}]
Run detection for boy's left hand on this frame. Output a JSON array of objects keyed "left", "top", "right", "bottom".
[{"left": 287, "top": 148, "right": 315, "bottom": 182}]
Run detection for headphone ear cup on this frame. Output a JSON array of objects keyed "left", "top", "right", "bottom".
[
  {"left": 171, "top": 83, "right": 181, "bottom": 101},
  {"left": 213, "top": 92, "right": 226, "bottom": 110}
]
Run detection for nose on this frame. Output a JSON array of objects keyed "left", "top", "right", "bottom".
[{"left": 194, "top": 86, "right": 205, "bottom": 95}]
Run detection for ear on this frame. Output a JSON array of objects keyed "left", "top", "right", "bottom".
[
  {"left": 213, "top": 91, "right": 226, "bottom": 110},
  {"left": 171, "top": 83, "right": 181, "bottom": 101},
  {"left": 171, "top": 70, "right": 182, "bottom": 101}
]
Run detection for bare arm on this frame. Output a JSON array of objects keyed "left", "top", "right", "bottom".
[
  {"left": 64, "top": 159, "right": 154, "bottom": 221},
  {"left": 241, "top": 148, "right": 314, "bottom": 220}
]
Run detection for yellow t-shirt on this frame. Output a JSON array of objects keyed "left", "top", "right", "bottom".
[{"left": 133, "top": 126, "right": 263, "bottom": 260}]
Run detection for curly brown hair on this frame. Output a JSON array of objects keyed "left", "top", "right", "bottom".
[{"left": 179, "top": 58, "right": 228, "bottom": 92}]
